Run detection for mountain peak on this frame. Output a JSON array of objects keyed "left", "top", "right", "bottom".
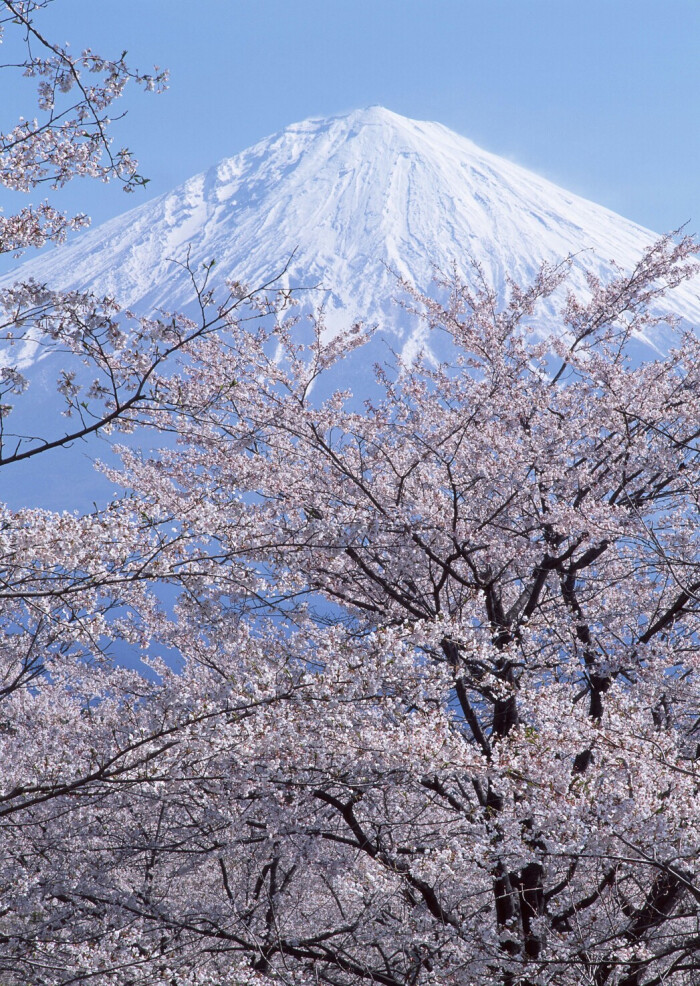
[
  {"left": 290, "top": 105, "right": 420, "bottom": 132},
  {"left": 267, "top": 105, "right": 478, "bottom": 166}
]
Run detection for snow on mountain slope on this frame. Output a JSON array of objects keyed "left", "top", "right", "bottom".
[{"left": 5, "top": 106, "right": 700, "bottom": 364}]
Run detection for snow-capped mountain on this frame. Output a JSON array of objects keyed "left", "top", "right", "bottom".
[
  {"left": 3, "top": 106, "right": 700, "bottom": 512},
  {"left": 5, "top": 106, "right": 700, "bottom": 361}
]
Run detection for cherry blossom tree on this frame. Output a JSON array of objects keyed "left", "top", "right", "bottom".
[
  {"left": 7, "top": 235, "right": 698, "bottom": 986},
  {"left": 2, "top": 5, "right": 700, "bottom": 986}
]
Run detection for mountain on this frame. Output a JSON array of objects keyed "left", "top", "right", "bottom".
[
  {"left": 3, "top": 107, "right": 700, "bottom": 511},
  {"left": 5, "top": 106, "right": 700, "bottom": 365}
]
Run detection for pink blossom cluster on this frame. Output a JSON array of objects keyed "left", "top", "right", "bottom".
[{"left": 0, "top": 0, "right": 167, "bottom": 252}]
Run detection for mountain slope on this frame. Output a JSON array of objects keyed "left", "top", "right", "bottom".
[{"left": 5, "top": 106, "right": 700, "bottom": 360}]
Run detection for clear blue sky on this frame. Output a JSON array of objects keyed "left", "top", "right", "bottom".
[{"left": 11, "top": 0, "right": 700, "bottom": 237}]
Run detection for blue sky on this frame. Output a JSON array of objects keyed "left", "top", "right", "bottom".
[{"left": 11, "top": 1, "right": 700, "bottom": 239}]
